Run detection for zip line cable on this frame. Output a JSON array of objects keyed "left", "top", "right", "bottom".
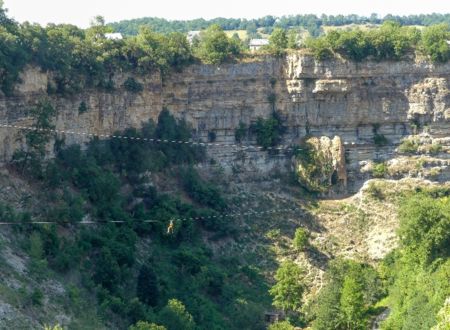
[
  {"left": 0, "top": 123, "right": 301, "bottom": 152},
  {"left": 0, "top": 206, "right": 300, "bottom": 226},
  {"left": 0, "top": 123, "right": 402, "bottom": 155}
]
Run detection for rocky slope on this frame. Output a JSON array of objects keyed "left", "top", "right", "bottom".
[{"left": 0, "top": 53, "right": 449, "bottom": 192}]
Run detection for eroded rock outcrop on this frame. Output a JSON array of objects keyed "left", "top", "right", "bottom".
[{"left": 294, "top": 136, "right": 347, "bottom": 194}]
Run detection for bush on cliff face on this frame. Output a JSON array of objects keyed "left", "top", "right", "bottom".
[
  {"left": 398, "top": 137, "right": 420, "bottom": 153},
  {"left": 123, "top": 77, "right": 143, "bottom": 92},
  {"left": 234, "top": 122, "right": 248, "bottom": 143},
  {"left": 372, "top": 162, "right": 388, "bottom": 178},
  {"left": 251, "top": 112, "right": 286, "bottom": 150},
  {"left": 12, "top": 99, "right": 56, "bottom": 177}
]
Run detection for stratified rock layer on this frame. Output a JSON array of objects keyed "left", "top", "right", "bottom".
[{"left": 0, "top": 53, "right": 449, "bottom": 191}]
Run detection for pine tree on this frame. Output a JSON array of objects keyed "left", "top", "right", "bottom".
[{"left": 340, "top": 274, "right": 366, "bottom": 330}]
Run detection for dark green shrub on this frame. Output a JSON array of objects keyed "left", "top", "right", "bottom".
[
  {"left": 373, "top": 133, "right": 388, "bottom": 146},
  {"left": 181, "top": 168, "right": 226, "bottom": 211},
  {"left": 124, "top": 77, "right": 144, "bottom": 93},
  {"left": 78, "top": 101, "right": 88, "bottom": 114},
  {"left": 234, "top": 122, "right": 247, "bottom": 143},
  {"left": 251, "top": 112, "right": 286, "bottom": 150},
  {"left": 30, "top": 289, "right": 44, "bottom": 306},
  {"left": 366, "top": 182, "right": 385, "bottom": 200},
  {"left": 208, "top": 131, "right": 216, "bottom": 142},
  {"left": 137, "top": 264, "right": 159, "bottom": 307}
]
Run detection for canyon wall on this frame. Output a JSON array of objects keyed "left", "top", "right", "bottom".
[{"left": 0, "top": 54, "right": 449, "bottom": 191}]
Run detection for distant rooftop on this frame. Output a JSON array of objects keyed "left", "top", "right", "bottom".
[
  {"left": 249, "top": 39, "right": 269, "bottom": 46},
  {"left": 105, "top": 33, "right": 123, "bottom": 40},
  {"left": 187, "top": 31, "right": 201, "bottom": 43}
]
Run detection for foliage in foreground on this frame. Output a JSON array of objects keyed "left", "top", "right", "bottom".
[
  {"left": 311, "top": 260, "right": 383, "bottom": 330},
  {"left": 381, "top": 191, "right": 450, "bottom": 329}
]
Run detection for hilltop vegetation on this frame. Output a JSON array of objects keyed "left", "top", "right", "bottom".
[
  {"left": 305, "top": 21, "right": 450, "bottom": 62},
  {"left": 109, "top": 13, "right": 450, "bottom": 37},
  {"left": 1, "top": 2, "right": 450, "bottom": 96}
]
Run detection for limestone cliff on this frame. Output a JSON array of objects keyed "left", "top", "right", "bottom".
[{"left": 0, "top": 54, "right": 449, "bottom": 191}]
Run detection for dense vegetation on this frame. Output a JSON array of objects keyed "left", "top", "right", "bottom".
[
  {"left": 381, "top": 190, "right": 450, "bottom": 329},
  {"left": 306, "top": 21, "right": 450, "bottom": 62},
  {"left": 110, "top": 13, "right": 450, "bottom": 37},
  {"left": 10, "top": 103, "right": 272, "bottom": 329}
]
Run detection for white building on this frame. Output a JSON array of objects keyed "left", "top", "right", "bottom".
[
  {"left": 249, "top": 39, "right": 269, "bottom": 52},
  {"left": 105, "top": 33, "right": 123, "bottom": 40},
  {"left": 187, "top": 31, "right": 201, "bottom": 44}
]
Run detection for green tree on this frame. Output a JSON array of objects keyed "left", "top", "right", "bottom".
[
  {"left": 293, "top": 228, "right": 309, "bottom": 251},
  {"left": 312, "top": 259, "right": 382, "bottom": 330},
  {"left": 287, "top": 30, "right": 299, "bottom": 49},
  {"left": 420, "top": 24, "right": 450, "bottom": 62},
  {"left": 312, "top": 277, "right": 343, "bottom": 330},
  {"left": 29, "top": 231, "right": 48, "bottom": 277},
  {"left": 269, "top": 261, "right": 305, "bottom": 313},
  {"left": 129, "top": 321, "right": 166, "bottom": 330},
  {"left": 305, "top": 37, "right": 333, "bottom": 60},
  {"left": 269, "top": 28, "right": 288, "bottom": 55},
  {"left": 380, "top": 191, "right": 450, "bottom": 330},
  {"left": 340, "top": 274, "right": 366, "bottom": 329},
  {"left": 194, "top": 24, "right": 240, "bottom": 64},
  {"left": 86, "top": 15, "right": 112, "bottom": 41},
  {"left": 29, "top": 231, "right": 45, "bottom": 261},
  {"left": 398, "top": 193, "right": 450, "bottom": 264},
  {"left": 158, "top": 299, "right": 196, "bottom": 330}
]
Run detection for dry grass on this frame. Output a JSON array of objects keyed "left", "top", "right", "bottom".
[{"left": 224, "top": 30, "right": 248, "bottom": 40}]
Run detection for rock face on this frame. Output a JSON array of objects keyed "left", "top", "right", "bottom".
[
  {"left": 294, "top": 136, "right": 347, "bottom": 195},
  {"left": 0, "top": 54, "right": 449, "bottom": 191}
]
